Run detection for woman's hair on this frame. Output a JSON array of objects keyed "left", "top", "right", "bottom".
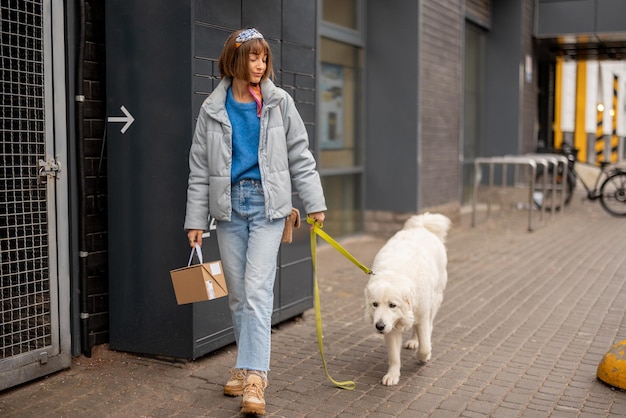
[{"left": 218, "top": 29, "right": 274, "bottom": 81}]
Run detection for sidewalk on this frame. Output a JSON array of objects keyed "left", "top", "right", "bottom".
[{"left": 2, "top": 192, "right": 626, "bottom": 417}]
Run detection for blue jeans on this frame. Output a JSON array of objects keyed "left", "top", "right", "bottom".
[{"left": 216, "top": 179, "right": 285, "bottom": 372}]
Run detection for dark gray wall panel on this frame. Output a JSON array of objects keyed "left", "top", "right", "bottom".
[
  {"left": 107, "top": 0, "right": 316, "bottom": 360},
  {"left": 283, "top": 0, "right": 316, "bottom": 47},
  {"left": 282, "top": 43, "right": 315, "bottom": 75},
  {"left": 537, "top": 0, "right": 626, "bottom": 37},
  {"left": 107, "top": 0, "right": 195, "bottom": 358},
  {"left": 295, "top": 73, "right": 315, "bottom": 90},
  {"left": 484, "top": 0, "right": 522, "bottom": 157},
  {"left": 537, "top": 1, "right": 596, "bottom": 36},
  {"left": 296, "top": 102, "right": 316, "bottom": 127},
  {"left": 242, "top": 0, "right": 282, "bottom": 39},
  {"left": 365, "top": 0, "right": 419, "bottom": 213},
  {"left": 193, "top": 25, "right": 229, "bottom": 60},
  {"left": 596, "top": 0, "right": 626, "bottom": 33},
  {"left": 193, "top": 0, "right": 241, "bottom": 28}
]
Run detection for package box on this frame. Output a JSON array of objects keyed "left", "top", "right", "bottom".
[{"left": 170, "top": 260, "right": 228, "bottom": 305}]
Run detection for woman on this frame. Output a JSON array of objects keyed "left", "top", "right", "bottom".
[{"left": 184, "top": 28, "right": 326, "bottom": 416}]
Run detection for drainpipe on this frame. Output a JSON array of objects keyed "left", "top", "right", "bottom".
[{"left": 75, "top": 0, "right": 91, "bottom": 358}]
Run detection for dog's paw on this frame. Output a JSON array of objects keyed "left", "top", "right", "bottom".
[
  {"left": 417, "top": 351, "right": 431, "bottom": 363},
  {"left": 381, "top": 372, "right": 400, "bottom": 386},
  {"left": 404, "top": 339, "right": 419, "bottom": 350}
]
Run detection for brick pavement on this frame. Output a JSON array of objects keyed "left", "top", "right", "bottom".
[{"left": 1, "top": 191, "right": 626, "bottom": 417}]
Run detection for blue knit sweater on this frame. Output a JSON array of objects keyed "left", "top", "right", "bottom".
[{"left": 226, "top": 86, "right": 261, "bottom": 183}]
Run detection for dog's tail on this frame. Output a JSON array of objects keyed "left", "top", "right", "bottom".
[{"left": 403, "top": 212, "right": 451, "bottom": 242}]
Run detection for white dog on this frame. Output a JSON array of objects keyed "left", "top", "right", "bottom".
[{"left": 364, "top": 212, "right": 450, "bottom": 386}]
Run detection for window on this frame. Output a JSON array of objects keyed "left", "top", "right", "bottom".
[
  {"left": 319, "top": 39, "right": 362, "bottom": 170},
  {"left": 319, "top": 0, "right": 364, "bottom": 236},
  {"left": 322, "top": 0, "right": 357, "bottom": 30}
]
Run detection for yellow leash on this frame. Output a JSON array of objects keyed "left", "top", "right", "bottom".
[{"left": 307, "top": 216, "right": 373, "bottom": 390}]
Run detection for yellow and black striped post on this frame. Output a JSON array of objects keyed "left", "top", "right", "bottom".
[
  {"left": 611, "top": 74, "right": 619, "bottom": 163},
  {"left": 575, "top": 60, "right": 587, "bottom": 161},
  {"left": 596, "top": 102, "right": 605, "bottom": 164},
  {"left": 554, "top": 57, "right": 563, "bottom": 150}
]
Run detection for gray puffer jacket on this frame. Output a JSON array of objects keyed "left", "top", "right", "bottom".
[{"left": 184, "top": 77, "right": 326, "bottom": 231}]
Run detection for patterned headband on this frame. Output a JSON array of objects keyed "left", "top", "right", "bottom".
[{"left": 235, "top": 28, "right": 264, "bottom": 48}]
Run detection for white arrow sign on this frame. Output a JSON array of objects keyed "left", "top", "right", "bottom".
[{"left": 108, "top": 105, "right": 135, "bottom": 134}]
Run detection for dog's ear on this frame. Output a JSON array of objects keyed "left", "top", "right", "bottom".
[
  {"left": 364, "top": 287, "right": 372, "bottom": 306},
  {"left": 364, "top": 286, "right": 373, "bottom": 321},
  {"left": 403, "top": 294, "right": 412, "bottom": 312},
  {"left": 395, "top": 293, "right": 415, "bottom": 330}
]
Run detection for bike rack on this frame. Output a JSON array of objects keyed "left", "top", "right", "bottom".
[
  {"left": 522, "top": 153, "right": 569, "bottom": 218},
  {"left": 472, "top": 156, "right": 547, "bottom": 231}
]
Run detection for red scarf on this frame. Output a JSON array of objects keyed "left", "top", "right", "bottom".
[{"left": 248, "top": 84, "right": 263, "bottom": 117}]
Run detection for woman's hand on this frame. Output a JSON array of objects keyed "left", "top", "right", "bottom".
[
  {"left": 187, "top": 229, "right": 204, "bottom": 247},
  {"left": 307, "top": 212, "right": 325, "bottom": 229}
]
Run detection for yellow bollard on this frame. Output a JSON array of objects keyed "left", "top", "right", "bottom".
[{"left": 597, "top": 340, "right": 626, "bottom": 390}]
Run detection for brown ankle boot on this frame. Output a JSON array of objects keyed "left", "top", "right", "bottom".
[
  {"left": 240, "top": 372, "right": 268, "bottom": 415},
  {"left": 223, "top": 368, "right": 246, "bottom": 396}
]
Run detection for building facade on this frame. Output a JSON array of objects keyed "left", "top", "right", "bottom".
[{"left": 3, "top": 0, "right": 626, "bottom": 390}]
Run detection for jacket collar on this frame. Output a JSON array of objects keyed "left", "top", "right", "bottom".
[{"left": 205, "top": 77, "right": 280, "bottom": 120}]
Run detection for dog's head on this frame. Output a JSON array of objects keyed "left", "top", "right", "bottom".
[{"left": 364, "top": 277, "right": 415, "bottom": 334}]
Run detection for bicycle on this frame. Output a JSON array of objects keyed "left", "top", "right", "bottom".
[{"left": 533, "top": 144, "right": 626, "bottom": 217}]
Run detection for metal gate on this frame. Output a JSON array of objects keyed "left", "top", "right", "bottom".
[{"left": 0, "top": 0, "right": 71, "bottom": 391}]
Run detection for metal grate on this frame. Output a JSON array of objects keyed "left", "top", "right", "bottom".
[{"left": 0, "top": 0, "right": 52, "bottom": 358}]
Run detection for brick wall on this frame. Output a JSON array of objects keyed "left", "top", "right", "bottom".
[
  {"left": 83, "top": 0, "right": 109, "bottom": 346},
  {"left": 419, "top": 0, "right": 464, "bottom": 208},
  {"left": 466, "top": 0, "right": 491, "bottom": 28}
]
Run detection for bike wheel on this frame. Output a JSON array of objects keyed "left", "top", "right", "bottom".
[{"left": 599, "top": 171, "right": 626, "bottom": 217}]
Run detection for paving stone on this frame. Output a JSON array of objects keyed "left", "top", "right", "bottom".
[{"left": 3, "top": 194, "right": 626, "bottom": 416}]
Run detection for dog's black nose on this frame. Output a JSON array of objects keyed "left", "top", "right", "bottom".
[{"left": 375, "top": 322, "right": 385, "bottom": 332}]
